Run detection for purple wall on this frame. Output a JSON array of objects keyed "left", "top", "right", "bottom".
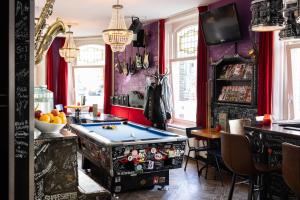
[
  {"left": 113, "top": 0, "right": 255, "bottom": 94},
  {"left": 114, "top": 21, "right": 159, "bottom": 95},
  {"left": 208, "top": 0, "right": 255, "bottom": 62}
]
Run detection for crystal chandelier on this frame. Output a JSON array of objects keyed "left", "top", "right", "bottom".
[
  {"left": 59, "top": 24, "right": 79, "bottom": 63},
  {"left": 102, "top": 0, "right": 133, "bottom": 52}
]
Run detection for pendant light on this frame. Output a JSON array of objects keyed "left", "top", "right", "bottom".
[
  {"left": 59, "top": 24, "right": 79, "bottom": 63},
  {"left": 102, "top": 0, "right": 133, "bottom": 52},
  {"left": 279, "top": 0, "right": 300, "bottom": 40},
  {"left": 251, "top": 0, "right": 285, "bottom": 32}
]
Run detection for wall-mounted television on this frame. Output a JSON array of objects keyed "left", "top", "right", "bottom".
[{"left": 200, "top": 3, "right": 242, "bottom": 46}]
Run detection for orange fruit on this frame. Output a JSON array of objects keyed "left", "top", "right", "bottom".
[
  {"left": 58, "top": 112, "right": 66, "bottom": 119},
  {"left": 61, "top": 116, "right": 67, "bottom": 124},
  {"left": 51, "top": 109, "right": 59, "bottom": 116},
  {"left": 39, "top": 114, "right": 51, "bottom": 123},
  {"left": 52, "top": 116, "right": 62, "bottom": 124},
  {"left": 47, "top": 113, "right": 54, "bottom": 122}
]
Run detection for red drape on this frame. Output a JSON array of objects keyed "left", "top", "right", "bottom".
[
  {"left": 103, "top": 44, "right": 113, "bottom": 114},
  {"left": 46, "top": 37, "right": 68, "bottom": 111},
  {"left": 196, "top": 6, "right": 208, "bottom": 128},
  {"left": 257, "top": 32, "right": 273, "bottom": 115},
  {"left": 46, "top": 45, "right": 54, "bottom": 91},
  {"left": 159, "top": 19, "right": 166, "bottom": 74}
]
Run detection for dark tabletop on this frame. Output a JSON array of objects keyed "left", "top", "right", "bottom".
[{"left": 245, "top": 123, "right": 300, "bottom": 139}]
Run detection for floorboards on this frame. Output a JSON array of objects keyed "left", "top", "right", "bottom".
[{"left": 78, "top": 153, "right": 248, "bottom": 200}]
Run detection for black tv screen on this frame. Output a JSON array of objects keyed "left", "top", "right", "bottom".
[{"left": 200, "top": 3, "right": 242, "bottom": 46}]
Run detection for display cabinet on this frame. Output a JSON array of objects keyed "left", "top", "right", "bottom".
[
  {"left": 212, "top": 55, "right": 258, "bottom": 127},
  {"left": 213, "top": 54, "right": 257, "bottom": 106}
]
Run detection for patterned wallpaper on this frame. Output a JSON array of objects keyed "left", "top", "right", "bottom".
[{"left": 113, "top": 21, "right": 159, "bottom": 96}]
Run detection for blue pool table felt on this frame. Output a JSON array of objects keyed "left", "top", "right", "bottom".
[{"left": 81, "top": 123, "right": 174, "bottom": 142}]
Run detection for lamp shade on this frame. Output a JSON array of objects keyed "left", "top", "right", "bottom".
[
  {"left": 102, "top": 1, "right": 133, "bottom": 52},
  {"left": 59, "top": 26, "right": 79, "bottom": 63},
  {"left": 251, "top": 0, "right": 285, "bottom": 32},
  {"left": 279, "top": 1, "right": 300, "bottom": 40}
]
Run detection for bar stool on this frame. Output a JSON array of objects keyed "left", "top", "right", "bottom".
[
  {"left": 221, "top": 133, "right": 279, "bottom": 200},
  {"left": 282, "top": 142, "right": 300, "bottom": 197}
]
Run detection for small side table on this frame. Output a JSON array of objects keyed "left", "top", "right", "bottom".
[
  {"left": 191, "top": 128, "right": 224, "bottom": 185},
  {"left": 65, "top": 105, "right": 90, "bottom": 124}
]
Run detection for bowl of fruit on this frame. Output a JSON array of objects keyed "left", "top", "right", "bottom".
[{"left": 35, "top": 109, "right": 67, "bottom": 133}]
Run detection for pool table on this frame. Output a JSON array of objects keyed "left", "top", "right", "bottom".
[{"left": 70, "top": 122, "right": 187, "bottom": 193}]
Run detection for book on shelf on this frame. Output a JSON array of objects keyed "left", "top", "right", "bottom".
[
  {"left": 218, "top": 63, "right": 253, "bottom": 80},
  {"left": 218, "top": 85, "right": 252, "bottom": 103}
]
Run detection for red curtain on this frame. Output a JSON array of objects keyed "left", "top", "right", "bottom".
[
  {"left": 103, "top": 44, "right": 113, "bottom": 114},
  {"left": 159, "top": 19, "right": 166, "bottom": 74},
  {"left": 46, "top": 45, "right": 54, "bottom": 91},
  {"left": 257, "top": 32, "right": 274, "bottom": 115},
  {"left": 196, "top": 6, "right": 208, "bottom": 128},
  {"left": 46, "top": 37, "right": 68, "bottom": 111}
]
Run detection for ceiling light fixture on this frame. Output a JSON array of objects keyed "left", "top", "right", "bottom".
[
  {"left": 102, "top": 0, "right": 133, "bottom": 52},
  {"left": 250, "top": 0, "right": 285, "bottom": 32},
  {"left": 279, "top": 0, "right": 300, "bottom": 40},
  {"left": 59, "top": 24, "right": 79, "bottom": 63}
]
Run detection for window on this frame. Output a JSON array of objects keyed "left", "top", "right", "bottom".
[
  {"left": 176, "top": 25, "right": 198, "bottom": 58},
  {"left": 73, "top": 44, "right": 105, "bottom": 108},
  {"left": 273, "top": 31, "right": 300, "bottom": 120},
  {"left": 288, "top": 45, "right": 300, "bottom": 119},
  {"left": 168, "top": 24, "right": 198, "bottom": 123}
]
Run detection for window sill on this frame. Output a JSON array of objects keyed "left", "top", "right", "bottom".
[{"left": 167, "top": 120, "right": 196, "bottom": 130}]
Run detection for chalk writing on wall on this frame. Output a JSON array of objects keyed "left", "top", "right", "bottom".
[{"left": 15, "top": 0, "right": 30, "bottom": 160}]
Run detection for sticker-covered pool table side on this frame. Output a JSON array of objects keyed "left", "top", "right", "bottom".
[
  {"left": 112, "top": 141, "right": 186, "bottom": 176},
  {"left": 70, "top": 124, "right": 114, "bottom": 175},
  {"left": 70, "top": 123, "right": 187, "bottom": 176}
]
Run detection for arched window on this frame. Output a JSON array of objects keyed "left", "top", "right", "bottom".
[
  {"left": 176, "top": 25, "right": 198, "bottom": 58},
  {"left": 168, "top": 23, "right": 198, "bottom": 123},
  {"left": 73, "top": 44, "right": 105, "bottom": 109},
  {"left": 76, "top": 44, "right": 105, "bottom": 66}
]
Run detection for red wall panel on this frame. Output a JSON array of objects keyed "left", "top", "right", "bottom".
[
  {"left": 128, "top": 108, "right": 152, "bottom": 126},
  {"left": 111, "top": 105, "right": 129, "bottom": 119},
  {"left": 111, "top": 105, "right": 152, "bottom": 126}
]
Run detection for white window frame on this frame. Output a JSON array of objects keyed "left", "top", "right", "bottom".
[
  {"left": 72, "top": 38, "right": 105, "bottom": 112},
  {"left": 166, "top": 20, "right": 198, "bottom": 126},
  {"left": 286, "top": 42, "right": 300, "bottom": 119},
  {"left": 272, "top": 31, "right": 300, "bottom": 121}
]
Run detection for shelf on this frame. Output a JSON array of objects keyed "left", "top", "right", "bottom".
[
  {"left": 111, "top": 104, "right": 144, "bottom": 110},
  {"left": 216, "top": 79, "right": 252, "bottom": 82},
  {"left": 217, "top": 100, "right": 251, "bottom": 104},
  {"left": 213, "top": 102, "right": 255, "bottom": 108}
]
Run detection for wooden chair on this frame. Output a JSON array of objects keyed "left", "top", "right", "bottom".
[{"left": 282, "top": 142, "right": 300, "bottom": 198}]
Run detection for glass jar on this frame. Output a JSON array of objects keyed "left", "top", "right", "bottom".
[{"left": 34, "top": 85, "right": 54, "bottom": 113}]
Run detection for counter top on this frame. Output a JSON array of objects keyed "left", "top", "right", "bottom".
[
  {"left": 244, "top": 124, "right": 300, "bottom": 138},
  {"left": 34, "top": 128, "right": 77, "bottom": 141}
]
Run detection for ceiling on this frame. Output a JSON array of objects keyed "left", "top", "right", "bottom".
[{"left": 35, "top": 0, "right": 219, "bottom": 37}]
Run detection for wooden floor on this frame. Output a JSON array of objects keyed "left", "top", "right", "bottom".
[{"left": 78, "top": 154, "right": 249, "bottom": 200}]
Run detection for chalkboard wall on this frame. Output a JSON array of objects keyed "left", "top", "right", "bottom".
[
  {"left": 1, "top": 1, "right": 9, "bottom": 199},
  {"left": 14, "top": 0, "right": 33, "bottom": 199}
]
